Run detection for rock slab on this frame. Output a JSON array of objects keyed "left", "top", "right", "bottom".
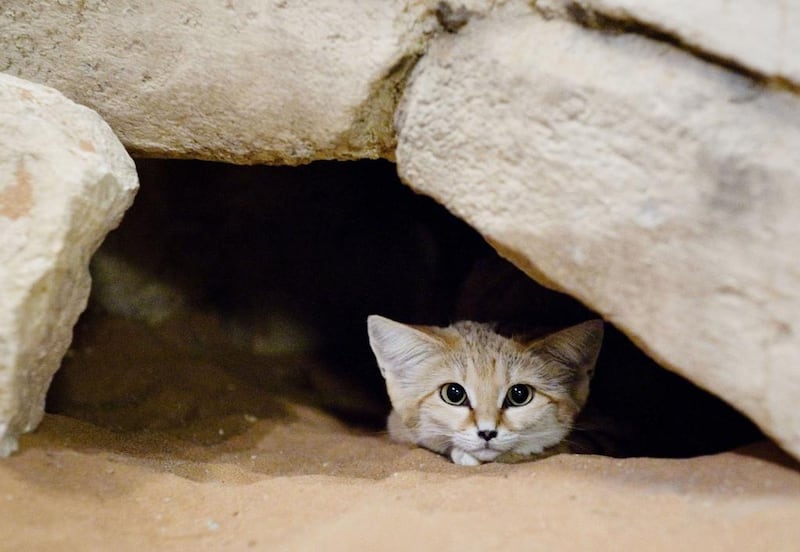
[
  {"left": 0, "top": 0, "right": 445, "bottom": 164},
  {"left": 0, "top": 73, "right": 138, "bottom": 456},
  {"left": 396, "top": 7, "right": 800, "bottom": 459},
  {"left": 538, "top": 0, "right": 800, "bottom": 87}
]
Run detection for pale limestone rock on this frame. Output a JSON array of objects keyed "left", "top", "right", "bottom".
[
  {"left": 0, "top": 73, "right": 138, "bottom": 456},
  {"left": 396, "top": 8, "right": 800, "bottom": 459},
  {"left": 0, "top": 0, "right": 509, "bottom": 164},
  {"left": 0, "top": 0, "right": 439, "bottom": 164},
  {"left": 537, "top": 0, "right": 800, "bottom": 87},
  {"left": 3, "top": 0, "right": 798, "bottom": 463}
]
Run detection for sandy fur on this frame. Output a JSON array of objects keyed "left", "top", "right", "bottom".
[{"left": 368, "top": 316, "right": 603, "bottom": 465}]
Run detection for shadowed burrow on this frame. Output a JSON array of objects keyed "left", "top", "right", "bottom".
[{"left": 48, "top": 158, "right": 762, "bottom": 460}]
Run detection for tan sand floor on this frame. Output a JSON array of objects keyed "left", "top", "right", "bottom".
[{"left": 1, "top": 406, "right": 799, "bottom": 552}]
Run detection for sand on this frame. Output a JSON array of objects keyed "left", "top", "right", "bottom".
[
  {"left": 2, "top": 407, "right": 799, "bottom": 551},
  {"left": 3, "top": 311, "right": 799, "bottom": 551}
]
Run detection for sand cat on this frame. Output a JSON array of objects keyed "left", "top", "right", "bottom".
[{"left": 367, "top": 315, "right": 603, "bottom": 465}]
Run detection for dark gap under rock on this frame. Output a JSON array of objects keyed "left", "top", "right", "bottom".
[{"left": 47, "top": 158, "right": 762, "bottom": 456}]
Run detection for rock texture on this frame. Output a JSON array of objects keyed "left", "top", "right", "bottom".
[
  {"left": 0, "top": 73, "right": 138, "bottom": 456},
  {"left": 537, "top": 0, "right": 800, "bottom": 87},
  {"left": 0, "top": 0, "right": 438, "bottom": 164},
  {"left": 5, "top": 0, "right": 796, "bottom": 163},
  {"left": 1, "top": 0, "right": 799, "bottom": 465},
  {"left": 396, "top": 6, "right": 800, "bottom": 459}
]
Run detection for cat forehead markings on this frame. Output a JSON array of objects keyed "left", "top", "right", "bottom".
[
  {"left": 447, "top": 323, "right": 529, "bottom": 373},
  {"left": 367, "top": 315, "right": 603, "bottom": 465},
  {"left": 437, "top": 323, "right": 529, "bottom": 402},
  {"left": 443, "top": 324, "right": 570, "bottom": 406},
  {"left": 449, "top": 322, "right": 515, "bottom": 357}
]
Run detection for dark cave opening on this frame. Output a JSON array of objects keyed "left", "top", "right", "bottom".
[{"left": 46, "top": 158, "right": 762, "bottom": 457}]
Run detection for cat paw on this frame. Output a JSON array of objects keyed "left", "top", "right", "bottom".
[{"left": 450, "top": 448, "right": 481, "bottom": 466}]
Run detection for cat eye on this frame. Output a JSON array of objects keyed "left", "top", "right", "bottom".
[
  {"left": 440, "top": 383, "right": 469, "bottom": 406},
  {"left": 505, "top": 384, "right": 534, "bottom": 407}
]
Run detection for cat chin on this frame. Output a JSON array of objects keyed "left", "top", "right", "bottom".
[
  {"left": 450, "top": 448, "right": 482, "bottom": 466},
  {"left": 469, "top": 448, "right": 503, "bottom": 462},
  {"left": 450, "top": 447, "right": 507, "bottom": 465}
]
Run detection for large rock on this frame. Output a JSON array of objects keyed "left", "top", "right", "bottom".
[
  {"left": 396, "top": 6, "right": 800, "bottom": 459},
  {"left": 5, "top": 0, "right": 795, "bottom": 164},
  {"left": 2, "top": 0, "right": 799, "bottom": 463},
  {"left": 0, "top": 0, "right": 447, "bottom": 164},
  {"left": 0, "top": 73, "right": 138, "bottom": 456},
  {"left": 0, "top": 0, "right": 509, "bottom": 164},
  {"left": 538, "top": 0, "right": 800, "bottom": 87}
]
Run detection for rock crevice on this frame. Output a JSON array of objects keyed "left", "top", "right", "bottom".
[{"left": 0, "top": 0, "right": 798, "bottom": 462}]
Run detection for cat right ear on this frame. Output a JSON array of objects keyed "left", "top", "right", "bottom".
[
  {"left": 367, "top": 315, "right": 449, "bottom": 380},
  {"left": 536, "top": 319, "right": 604, "bottom": 380}
]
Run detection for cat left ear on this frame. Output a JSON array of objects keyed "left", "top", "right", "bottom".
[
  {"left": 367, "top": 315, "right": 450, "bottom": 380},
  {"left": 535, "top": 319, "right": 604, "bottom": 380},
  {"left": 521, "top": 320, "right": 603, "bottom": 419}
]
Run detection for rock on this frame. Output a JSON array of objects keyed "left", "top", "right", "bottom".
[
  {"left": 396, "top": 7, "right": 800, "bottom": 459},
  {"left": 0, "top": 0, "right": 443, "bottom": 164},
  {"left": 3, "top": 0, "right": 799, "bottom": 463},
  {"left": 6, "top": 0, "right": 795, "bottom": 164},
  {"left": 0, "top": 73, "right": 138, "bottom": 456},
  {"left": 0, "top": 0, "right": 508, "bottom": 164},
  {"left": 537, "top": 0, "right": 800, "bottom": 87}
]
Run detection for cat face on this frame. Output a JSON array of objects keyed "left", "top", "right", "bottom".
[{"left": 367, "top": 316, "right": 603, "bottom": 465}]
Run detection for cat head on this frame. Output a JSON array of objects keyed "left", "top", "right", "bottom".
[{"left": 367, "top": 316, "right": 603, "bottom": 463}]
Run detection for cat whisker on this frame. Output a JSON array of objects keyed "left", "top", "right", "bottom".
[{"left": 368, "top": 315, "right": 602, "bottom": 464}]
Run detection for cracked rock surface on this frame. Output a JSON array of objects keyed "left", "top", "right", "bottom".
[
  {"left": 0, "top": 73, "right": 138, "bottom": 455},
  {"left": 0, "top": 0, "right": 799, "bottom": 547},
  {"left": 0, "top": 0, "right": 439, "bottom": 163},
  {"left": 396, "top": 5, "right": 800, "bottom": 459},
  {"left": 1, "top": 0, "right": 799, "bottom": 464},
  {"left": 538, "top": 0, "right": 800, "bottom": 87}
]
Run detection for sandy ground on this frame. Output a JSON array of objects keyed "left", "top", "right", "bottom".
[
  {"left": 2, "top": 408, "right": 799, "bottom": 552},
  {"left": 3, "top": 313, "right": 799, "bottom": 551}
]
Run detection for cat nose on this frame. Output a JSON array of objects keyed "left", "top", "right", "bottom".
[{"left": 477, "top": 429, "right": 498, "bottom": 442}]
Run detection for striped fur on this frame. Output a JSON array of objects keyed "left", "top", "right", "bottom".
[{"left": 368, "top": 316, "right": 603, "bottom": 465}]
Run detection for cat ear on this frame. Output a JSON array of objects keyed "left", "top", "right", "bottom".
[
  {"left": 536, "top": 319, "right": 604, "bottom": 379},
  {"left": 367, "top": 315, "right": 450, "bottom": 380},
  {"left": 528, "top": 320, "right": 604, "bottom": 416}
]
